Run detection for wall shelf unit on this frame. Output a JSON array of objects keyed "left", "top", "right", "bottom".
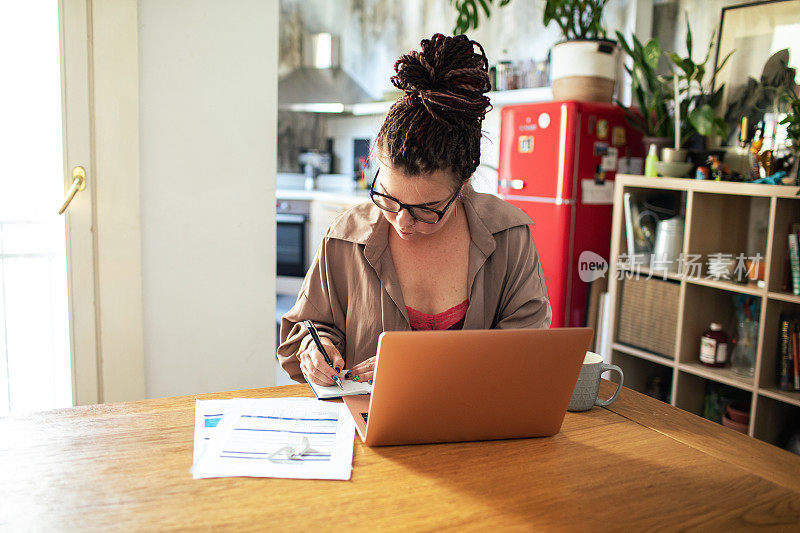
[
  {"left": 606, "top": 174, "right": 800, "bottom": 450},
  {"left": 346, "top": 86, "right": 552, "bottom": 116}
]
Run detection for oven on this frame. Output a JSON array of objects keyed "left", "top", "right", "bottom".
[{"left": 276, "top": 199, "right": 311, "bottom": 295}]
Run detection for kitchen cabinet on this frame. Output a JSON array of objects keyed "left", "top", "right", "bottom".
[{"left": 309, "top": 196, "right": 367, "bottom": 259}]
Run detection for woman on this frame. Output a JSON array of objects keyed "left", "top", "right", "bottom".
[{"left": 277, "top": 33, "right": 551, "bottom": 386}]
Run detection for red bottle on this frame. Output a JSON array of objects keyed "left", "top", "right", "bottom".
[{"left": 700, "top": 323, "right": 728, "bottom": 367}]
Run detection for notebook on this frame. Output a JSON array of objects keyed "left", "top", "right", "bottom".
[{"left": 309, "top": 378, "right": 372, "bottom": 400}]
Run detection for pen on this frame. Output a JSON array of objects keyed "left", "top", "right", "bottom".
[{"left": 303, "top": 320, "right": 344, "bottom": 390}]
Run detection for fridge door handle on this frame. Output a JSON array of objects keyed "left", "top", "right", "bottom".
[{"left": 499, "top": 178, "right": 524, "bottom": 190}]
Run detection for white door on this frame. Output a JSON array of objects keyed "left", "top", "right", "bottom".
[{"left": 0, "top": 0, "right": 100, "bottom": 414}]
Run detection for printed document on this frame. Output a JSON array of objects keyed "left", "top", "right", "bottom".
[
  {"left": 191, "top": 397, "right": 355, "bottom": 480},
  {"left": 193, "top": 399, "right": 236, "bottom": 464}
]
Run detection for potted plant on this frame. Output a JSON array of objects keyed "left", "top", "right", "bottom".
[
  {"left": 779, "top": 89, "right": 800, "bottom": 185},
  {"left": 666, "top": 15, "right": 732, "bottom": 160},
  {"left": 449, "top": 0, "right": 617, "bottom": 102},
  {"left": 544, "top": 0, "right": 618, "bottom": 102},
  {"left": 725, "top": 49, "right": 797, "bottom": 147},
  {"left": 615, "top": 32, "right": 673, "bottom": 154},
  {"left": 449, "top": 0, "right": 512, "bottom": 34}
]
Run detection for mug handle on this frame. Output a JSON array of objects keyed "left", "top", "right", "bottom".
[{"left": 595, "top": 364, "right": 624, "bottom": 407}]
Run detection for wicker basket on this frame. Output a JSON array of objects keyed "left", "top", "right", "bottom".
[{"left": 616, "top": 277, "right": 680, "bottom": 358}]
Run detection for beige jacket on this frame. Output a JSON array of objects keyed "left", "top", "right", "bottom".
[{"left": 277, "top": 188, "right": 552, "bottom": 383}]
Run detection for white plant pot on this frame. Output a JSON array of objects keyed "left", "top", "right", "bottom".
[{"left": 550, "top": 39, "right": 619, "bottom": 103}]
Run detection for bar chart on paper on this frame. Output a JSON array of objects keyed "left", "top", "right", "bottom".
[{"left": 191, "top": 398, "right": 355, "bottom": 480}]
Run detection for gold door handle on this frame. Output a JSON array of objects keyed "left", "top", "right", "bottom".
[{"left": 59, "top": 166, "right": 86, "bottom": 214}]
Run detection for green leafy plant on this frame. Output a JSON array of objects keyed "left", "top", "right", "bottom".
[
  {"left": 615, "top": 32, "right": 672, "bottom": 138},
  {"left": 778, "top": 90, "right": 800, "bottom": 190},
  {"left": 779, "top": 90, "right": 800, "bottom": 151},
  {"left": 449, "top": 0, "right": 610, "bottom": 39},
  {"left": 725, "top": 49, "right": 796, "bottom": 146},
  {"left": 543, "top": 0, "right": 610, "bottom": 40},
  {"left": 449, "top": 0, "right": 512, "bottom": 34},
  {"left": 666, "top": 14, "right": 732, "bottom": 142}
]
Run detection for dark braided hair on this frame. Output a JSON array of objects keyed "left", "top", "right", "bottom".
[{"left": 376, "top": 33, "right": 492, "bottom": 186}]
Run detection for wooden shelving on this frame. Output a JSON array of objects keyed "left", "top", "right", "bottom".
[
  {"left": 347, "top": 87, "right": 552, "bottom": 116},
  {"left": 612, "top": 342, "right": 674, "bottom": 366},
  {"left": 759, "top": 387, "right": 800, "bottom": 409},
  {"left": 678, "top": 362, "right": 755, "bottom": 391},
  {"left": 606, "top": 174, "right": 800, "bottom": 447},
  {"left": 618, "top": 266, "right": 683, "bottom": 282},
  {"left": 684, "top": 277, "right": 764, "bottom": 296},
  {"left": 769, "top": 291, "right": 800, "bottom": 305}
]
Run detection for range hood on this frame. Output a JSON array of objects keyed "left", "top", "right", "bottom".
[{"left": 279, "top": 33, "right": 373, "bottom": 113}]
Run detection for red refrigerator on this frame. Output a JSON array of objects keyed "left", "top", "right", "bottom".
[{"left": 498, "top": 101, "right": 644, "bottom": 328}]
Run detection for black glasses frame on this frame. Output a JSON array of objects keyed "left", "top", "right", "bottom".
[{"left": 368, "top": 169, "right": 460, "bottom": 224}]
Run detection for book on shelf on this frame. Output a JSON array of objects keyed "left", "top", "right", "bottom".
[
  {"left": 793, "top": 326, "right": 800, "bottom": 391},
  {"left": 788, "top": 224, "right": 800, "bottom": 296},
  {"left": 778, "top": 313, "right": 799, "bottom": 391},
  {"left": 623, "top": 192, "right": 635, "bottom": 259}
]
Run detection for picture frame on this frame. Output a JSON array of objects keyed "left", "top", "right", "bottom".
[{"left": 712, "top": 0, "right": 800, "bottom": 146}]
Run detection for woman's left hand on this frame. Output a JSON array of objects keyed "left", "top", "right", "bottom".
[{"left": 346, "top": 356, "right": 376, "bottom": 383}]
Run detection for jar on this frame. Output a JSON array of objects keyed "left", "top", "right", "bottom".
[
  {"left": 494, "top": 60, "right": 511, "bottom": 91},
  {"left": 731, "top": 320, "right": 757, "bottom": 377},
  {"left": 700, "top": 322, "right": 728, "bottom": 367}
]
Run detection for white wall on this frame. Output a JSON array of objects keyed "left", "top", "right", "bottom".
[
  {"left": 139, "top": 0, "right": 277, "bottom": 398},
  {"left": 665, "top": 0, "right": 754, "bottom": 59}
]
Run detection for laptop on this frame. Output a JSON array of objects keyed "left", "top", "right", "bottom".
[{"left": 343, "top": 327, "right": 593, "bottom": 446}]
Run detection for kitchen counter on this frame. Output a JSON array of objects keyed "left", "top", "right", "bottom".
[
  {"left": 276, "top": 172, "right": 371, "bottom": 204},
  {"left": 275, "top": 188, "right": 370, "bottom": 204}
]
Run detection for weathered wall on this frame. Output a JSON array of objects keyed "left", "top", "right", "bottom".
[
  {"left": 658, "top": 0, "right": 754, "bottom": 59},
  {"left": 279, "top": 0, "right": 634, "bottom": 99}
]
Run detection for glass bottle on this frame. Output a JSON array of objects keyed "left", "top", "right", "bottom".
[
  {"left": 700, "top": 322, "right": 728, "bottom": 367},
  {"left": 731, "top": 320, "right": 758, "bottom": 378},
  {"left": 644, "top": 144, "right": 659, "bottom": 177}
]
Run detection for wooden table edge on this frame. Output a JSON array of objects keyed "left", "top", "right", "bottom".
[{"left": 599, "top": 379, "right": 800, "bottom": 494}]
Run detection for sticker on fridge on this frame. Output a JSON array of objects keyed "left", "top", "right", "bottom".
[
  {"left": 596, "top": 119, "right": 609, "bottom": 140},
  {"left": 538, "top": 113, "right": 551, "bottom": 129},
  {"left": 618, "top": 156, "right": 644, "bottom": 175},
  {"left": 518, "top": 135, "right": 534, "bottom": 153},
  {"left": 593, "top": 142, "right": 609, "bottom": 156},
  {"left": 600, "top": 147, "right": 618, "bottom": 172},
  {"left": 582, "top": 179, "right": 614, "bottom": 205},
  {"left": 612, "top": 126, "right": 626, "bottom": 146}
]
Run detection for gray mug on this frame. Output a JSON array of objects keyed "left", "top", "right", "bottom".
[{"left": 568, "top": 351, "right": 624, "bottom": 412}]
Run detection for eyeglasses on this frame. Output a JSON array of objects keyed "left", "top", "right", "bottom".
[{"left": 369, "top": 169, "right": 460, "bottom": 224}]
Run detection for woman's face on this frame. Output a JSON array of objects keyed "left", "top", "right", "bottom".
[{"left": 375, "top": 161, "right": 461, "bottom": 241}]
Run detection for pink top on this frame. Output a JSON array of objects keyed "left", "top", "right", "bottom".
[{"left": 406, "top": 299, "right": 469, "bottom": 331}]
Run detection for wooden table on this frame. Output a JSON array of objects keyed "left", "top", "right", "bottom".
[{"left": 2, "top": 382, "right": 800, "bottom": 531}]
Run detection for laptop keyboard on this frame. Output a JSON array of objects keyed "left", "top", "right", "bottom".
[{"left": 361, "top": 412, "right": 368, "bottom": 423}]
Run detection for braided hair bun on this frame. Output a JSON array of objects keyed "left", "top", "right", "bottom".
[{"left": 376, "top": 33, "right": 492, "bottom": 184}]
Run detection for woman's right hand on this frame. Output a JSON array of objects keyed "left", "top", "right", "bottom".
[{"left": 299, "top": 337, "right": 345, "bottom": 386}]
